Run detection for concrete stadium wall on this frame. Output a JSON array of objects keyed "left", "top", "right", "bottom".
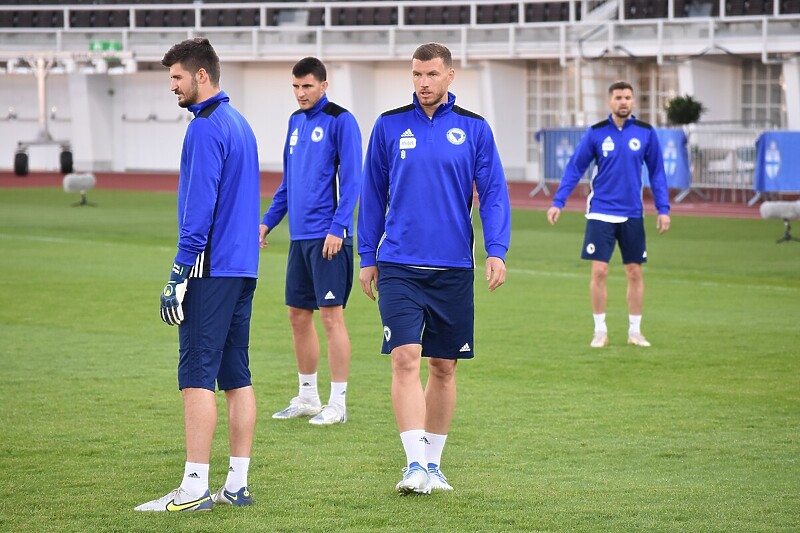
[{"left": 0, "top": 57, "right": 528, "bottom": 177}]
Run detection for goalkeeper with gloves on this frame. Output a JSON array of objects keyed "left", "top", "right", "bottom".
[{"left": 137, "top": 37, "right": 261, "bottom": 513}]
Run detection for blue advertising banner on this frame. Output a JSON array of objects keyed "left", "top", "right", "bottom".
[
  {"left": 754, "top": 131, "right": 800, "bottom": 192},
  {"left": 535, "top": 127, "right": 586, "bottom": 182},
  {"left": 538, "top": 127, "right": 690, "bottom": 189},
  {"left": 642, "top": 128, "right": 691, "bottom": 190}
]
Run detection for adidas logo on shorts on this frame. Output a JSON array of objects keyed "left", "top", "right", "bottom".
[{"left": 459, "top": 343, "right": 470, "bottom": 352}]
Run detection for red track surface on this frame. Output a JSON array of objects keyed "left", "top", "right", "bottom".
[{"left": 1, "top": 170, "right": 766, "bottom": 219}]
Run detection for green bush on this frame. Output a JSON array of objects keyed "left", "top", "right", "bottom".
[{"left": 665, "top": 94, "right": 706, "bottom": 125}]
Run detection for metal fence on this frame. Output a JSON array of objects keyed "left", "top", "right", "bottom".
[
  {"left": 531, "top": 126, "right": 768, "bottom": 205},
  {"left": 678, "top": 127, "right": 763, "bottom": 204}
]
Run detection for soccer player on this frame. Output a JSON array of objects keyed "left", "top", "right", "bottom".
[
  {"left": 136, "top": 38, "right": 260, "bottom": 511},
  {"left": 358, "top": 42, "right": 511, "bottom": 494},
  {"left": 260, "top": 57, "right": 362, "bottom": 425},
  {"left": 546, "top": 80, "right": 671, "bottom": 348}
]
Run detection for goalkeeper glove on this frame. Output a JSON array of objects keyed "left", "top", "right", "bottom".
[{"left": 160, "top": 262, "right": 190, "bottom": 326}]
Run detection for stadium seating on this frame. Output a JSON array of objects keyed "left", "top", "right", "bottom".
[
  {"left": 201, "top": 9, "right": 260, "bottom": 27},
  {"left": 725, "top": 0, "right": 774, "bottom": 15},
  {"left": 330, "top": 6, "right": 398, "bottom": 26},
  {"left": 625, "top": 0, "right": 669, "bottom": 19},
  {"left": 134, "top": 9, "right": 195, "bottom": 28},
  {"left": 782, "top": 0, "right": 800, "bottom": 12},
  {"left": 0, "top": 9, "right": 62, "bottom": 28},
  {"left": 524, "top": 2, "right": 574, "bottom": 22},
  {"left": 69, "top": 10, "right": 130, "bottom": 28},
  {"left": 674, "top": 0, "right": 721, "bottom": 17},
  {"left": 1, "top": 0, "right": 798, "bottom": 29},
  {"left": 477, "top": 3, "right": 519, "bottom": 23},
  {"left": 404, "top": 5, "right": 471, "bottom": 25}
]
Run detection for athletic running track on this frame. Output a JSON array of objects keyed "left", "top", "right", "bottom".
[{"left": 0, "top": 170, "right": 770, "bottom": 219}]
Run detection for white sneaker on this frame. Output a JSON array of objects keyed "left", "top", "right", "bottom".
[
  {"left": 272, "top": 396, "right": 322, "bottom": 419},
  {"left": 427, "top": 464, "right": 453, "bottom": 491},
  {"left": 309, "top": 403, "right": 346, "bottom": 425},
  {"left": 590, "top": 331, "right": 609, "bottom": 348},
  {"left": 395, "top": 463, "right": 431, "bottom": 495},
  {"left": 134, "top": 487, "right": 212, "bottom": 512},
  {"left": 627, "top": 333, "right": 651, "bottom": 347}
]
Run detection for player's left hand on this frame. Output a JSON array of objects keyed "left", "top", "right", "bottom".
[
  {"left": 486, "top": 256, "right": 506, "bottom": 292},
  {"left": 160, "top": 262, "right": 190, "bottom": 326},
  {"left": 656, "top": 214, "right": 671, "bottom": 234},
  {"left": 322, "top": 234, "right": 343, "bottom": 260}
]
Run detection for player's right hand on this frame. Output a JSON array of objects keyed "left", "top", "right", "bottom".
[
  {"left": 160, "top": 262, "right": 190, "bottom": 326},
  {"left": 546, "top": 206, "right": 561, "bottom": 225}
]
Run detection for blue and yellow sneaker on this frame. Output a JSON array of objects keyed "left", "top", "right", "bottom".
[
  {"left": 211, "top": 486, "right": 253, "bottom": 506},
  {"left": 134, "top": 487, "right": 212, "bottom": 512}
]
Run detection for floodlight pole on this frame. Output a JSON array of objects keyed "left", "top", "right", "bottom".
[
  {"left": 18, "top": 55, "right": 70, "bottom": 151},
  {"left": 33, "top": 56, "right": 55, "bottom": 143},
  {"left": 3, "top": 50, "right": 134, "bottom": 175}
]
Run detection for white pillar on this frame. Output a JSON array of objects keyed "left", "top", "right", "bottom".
[
  {"left": 68, "top": 73, "right": 115, "bottom": 171},
  {"left": 475, "top": 60, "right": 527, "bottom": 180},
  {"left": 782, "top": 57, "right": 800, "bottom": 130},
  {"left": 326, "top": 61, "right": 376, "bottom": 157},
  {"left": 677, "top": 57, "right": 740, "bottom": 123}
]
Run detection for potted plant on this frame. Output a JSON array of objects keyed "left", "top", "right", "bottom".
[{"left": 665, "top": 94, "right": 706, "bottom": 125}]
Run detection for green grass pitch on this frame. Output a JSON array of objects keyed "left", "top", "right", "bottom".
[{"left": 0, "top": 188, "right": 797, "bottom": 532}]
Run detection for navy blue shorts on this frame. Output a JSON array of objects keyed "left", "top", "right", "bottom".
[
  {"left": 178, "top": 277, "right": 257, "bottom": 391},
  {"left": 285, "top": 238, "right": 353, "bottom": 309},
  {"left": 377, "top": 262, "right": 474, "bottom": 360},
  {"left": 581, "top": 218, "right": 647, "bottom": 264}
]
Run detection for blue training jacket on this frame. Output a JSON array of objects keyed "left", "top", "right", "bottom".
[
  {"left": 262, "top": 94, "right": 363, "bottom": 242},
  {"left": 358, "top": 92, "right": 511, "bottom": 269},
  {"left": 175, "top": 91, "right": 260, "bottom": 278},
  {"left": 553, "top": 114, "right": 670, "bottom": 218}
]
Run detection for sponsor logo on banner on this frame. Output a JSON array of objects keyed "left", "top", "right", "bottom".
[
  {"left": 765, "top": 141, "right": 781, "bottom": 179},
  {"left": 663, "top": 139, "right": 677, "bottom": 176},
  {"left": 556, "top": 137, "right": 574, "bottom": 171}
]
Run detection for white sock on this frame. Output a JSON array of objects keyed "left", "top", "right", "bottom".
[
  {"left": 399, "top": 429, "right": 427, "bottom": 468},
  {"left": 180, "top": 461, "right": 209, "bottom": 498},
  {"left": 225, "top": 456, "right": 250, "bottom": 492},
  {"left": 329, "top": 381, "right": 347, "bottom": 408},
  {"left": 298, "top": 372, "right": 319, "bottom": 403},
  {"left": 629, "top": 315, "right": 642, "bottom": 335},
  {"left": 593, "top": 313, "right": 607, "bottom": 333},
  {"left": 425, "top": 432, "right": 448, "bottom": 468}
]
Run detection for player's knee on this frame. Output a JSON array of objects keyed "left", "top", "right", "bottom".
[{"left": 428, "top": 358, "right": 457, "bottom": 381}]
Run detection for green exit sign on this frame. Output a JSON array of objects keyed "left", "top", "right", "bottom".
[{"left": 89, "top": 40, "right": 122, "bottom": 52}]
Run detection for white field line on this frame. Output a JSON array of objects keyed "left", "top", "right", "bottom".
[
  {"left": 508, "top": 268, "right": 800, "bottom": 293},
  {"left": 3, "top": 234, "right": 796, "bottom": 294},
  {"left": 0, "top": 232, "right": 172, "bottom": 252}
]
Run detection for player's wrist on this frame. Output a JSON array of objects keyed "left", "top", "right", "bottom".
[{"left": 168, "top": 262, "right": 191, "bottom": 283}]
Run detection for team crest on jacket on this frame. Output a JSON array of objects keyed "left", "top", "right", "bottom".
[
  {"left": 628, "top": 138, "right": 641, "bottom": 151},
  {"left": 447, "top": 128, "right": 466, "bottom": 145},
  {"left": 311, "top": 126, "right": 324, "bottom": 142}
]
